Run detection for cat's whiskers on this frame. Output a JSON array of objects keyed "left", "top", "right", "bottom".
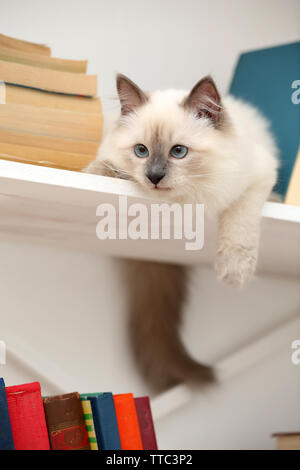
[{"left": 102, "top": 161, "right": 133, "bottom": 180}]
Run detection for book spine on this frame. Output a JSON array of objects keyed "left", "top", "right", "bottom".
[
  {"left": 6, "top": 381, "right": 50, "bottom": 450},
  {"left": 113, "top": 393, "right": 143, "bottom": 450},
  {"left": 89, "top": 393, "right": 121, "bottom": 450},
  {"left": 81, "top": 398, "right": 98, "bottom": 450},
  {"left": 0, "top": 378, "right": 14, "bottom": 450},
  {"left": 135, "top": 397, "right": 158, "bottom": 450},
  {"left": 43, "top": 392, "right": 90, "bottom": 450}
]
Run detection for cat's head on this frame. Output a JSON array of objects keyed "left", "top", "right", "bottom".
[{"left": 104, "top": 74, "right": 232, "bottom": 205}]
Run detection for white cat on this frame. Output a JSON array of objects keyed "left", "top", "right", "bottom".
[{"left": 85, "top": 75, "right": 279, "bottom": 390}]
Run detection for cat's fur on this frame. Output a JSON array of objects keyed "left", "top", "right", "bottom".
[{"left": 85, "top": 74, "right": 278, "bottom": 391}]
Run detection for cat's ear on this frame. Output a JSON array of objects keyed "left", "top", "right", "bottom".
[
  {"left": 183, "top": 76, "right": 222, "bottom": 126},
  {"left": 116, "top": 74, "right": 148, "bottom": 115}
]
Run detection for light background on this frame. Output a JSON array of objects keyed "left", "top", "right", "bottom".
[{"left": 1, "top": 0, "right": 300, "bottom": 108}]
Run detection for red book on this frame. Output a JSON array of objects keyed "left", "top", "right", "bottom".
[
  {"left": 113, "top": 393, "right": 143, "bottom": 450},
  {"left": 135, "top": 396, "right": 158, "bottom": 450},
  {"left": 6, "top": 381, "right": 50, "bottom": 450}
]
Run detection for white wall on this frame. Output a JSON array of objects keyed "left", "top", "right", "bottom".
[
  {"left": 1, "top": 0, "right": 300, "bottom": 110},
  {"left": 0, "top": 236, "right": 299, "bottom": 450},
  {"left": 156, "top": 347, "right": 300, "bottom": 449}
]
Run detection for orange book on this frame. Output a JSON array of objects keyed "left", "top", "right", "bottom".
[{"left": 113, "top": 393, "right": 143, "bottom": 450}]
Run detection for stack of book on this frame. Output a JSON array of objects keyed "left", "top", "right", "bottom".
[
  {"left": 0, "top": 378, "right": 158, "bottom": 450},
  {"left": 272, "top": 432, "right": 300, "bottom": 450},
  {"left": 0, "top": 34, "right": 102, "bottom": 171}
]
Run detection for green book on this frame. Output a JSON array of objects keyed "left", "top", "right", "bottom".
[{"left": 80, "top": 394, "right": 102, "bottom": 450}]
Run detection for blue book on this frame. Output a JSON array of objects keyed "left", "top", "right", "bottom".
[
  {"left": 0, "top": 378, "right": 14, "bottom": 450},
  {"left": 88, "top": 393, "right": 121, "bottom": 450},
  {"left": 230, "top": 41, "right": 300, "bottom": 197}
]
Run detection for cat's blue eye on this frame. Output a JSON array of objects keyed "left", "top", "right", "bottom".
[
  {"left": 134, "top": 144, "right": 149, "bottom": 158},
  {"left": 170, "top": 145, "right": 188, "bottom": 159}
]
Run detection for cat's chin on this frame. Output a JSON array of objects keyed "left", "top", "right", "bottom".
[
  {"left": 137, "top": 182, "right": 189, "bottom": 203},
  {"left": 147, "top": 186, "right": 189, "bottom": 203},
  {"left": 152, "top": 187, "right": 172, "bottom": 192}
]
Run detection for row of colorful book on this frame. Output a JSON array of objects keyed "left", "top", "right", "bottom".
[
  {"left": 0, "top": 378, "right": 158, "bottom": 450},
  {"left": 0, "top": 33, "right": 102, "bottom": 171}
]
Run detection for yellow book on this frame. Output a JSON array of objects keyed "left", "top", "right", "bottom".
[
  {"left": 0, "top": 33, "right": 51, "bottom": 56},
  {"left": 0, "top": 128, "right": 100, "bottom": 155},
  {"left": 81, "top": 399, "right": 98, "bottom": 450},
  {"left": 0, "top": 45, "right": 87, "bottom": 73},
  {"left": 0, "top": 60, "right": 97, "bottom": 96},
  {"left": 0, "top": 103, "right": 102, "bottom": 142},
  {"left": 273, "top": 432, "right": 300, "bottom": 450},
  {"left": 285, "top": 147, "right": 300, "bottom": 206},
  {"left": 5, "top": 84, "right": 101, "bottom": 114},
  {"left": 0, "top": 141, "right": 95, "bottom": 171}
]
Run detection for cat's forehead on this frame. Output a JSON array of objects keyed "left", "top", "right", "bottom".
[
  {"left": 150, "top": 88, "right": 188, "bottom": 106},
  {"left": 136, "top": 89, "right": 190, "bottom": 143},
  {"left": 119, "top": 88, "right": 208, "bottom": 148}
]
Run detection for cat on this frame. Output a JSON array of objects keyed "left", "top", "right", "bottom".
[{"left": 85, "top": 74, "right": 278, "bottom": 392}]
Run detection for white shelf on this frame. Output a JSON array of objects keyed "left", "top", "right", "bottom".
[{"left": 0, "top": 160, "right": 299, "bottom": 277}]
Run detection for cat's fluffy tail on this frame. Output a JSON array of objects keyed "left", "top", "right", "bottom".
[{"left": 123, "top": 259, "right": 215, "bottom": 392}]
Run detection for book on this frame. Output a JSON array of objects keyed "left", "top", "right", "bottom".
[
  {"left": 6, "top": 381, "right": 50, "bottom": 450},
  {"left": 135, "top": 396, "right": 158, "bottom": 450},
  {"left": 5, "top": 84, "right": 102, "bottom": 114},
  {"left": 81, "top": 397, "right": 98, "bottom": 450},
  {"left": 0, "top": 128, "right": 99, "bottom": 155},
  {"left": 0, "top": 33, "right": 51, "bottom": 56},
  {"left": 285, "top": 147, "right": 300, "bottom": 206},
  {"left": 0, "top": 378, "right": 14, "bottom": 450},
  {"left": 0, "top": 60, "right": 97, "bottom": 96},
  {"left": 272, "top": 432, "right": 300, "bottom": 450},
  {"left": 0, "top": 101, "right": 102, "bottom": 169},
  {"left": 88, "top": 393, "right": 121, "bottom": 450},
  {"left": 0, "top": 103, "right": 102, "bottom": 142},
  {"left": 0, "top": 46, "right": 87, "bottom": 73},
  {"left": 43, "top": 392, "right": 90, "bottom": 450},
  {"left": 0, "top": 35, "right": 101, "bottom": 171},
  {"left": 81, "top": 393, "right": 103, "bottom": 398},
  {"left": 113, "top": 393, "right": 143, "bottom": 450},
  {"left": 230, "top": 41, "right": 300, "bottom": 197},
  {"left": 0, "top": 141, "right": 96, "bottom": 171}
]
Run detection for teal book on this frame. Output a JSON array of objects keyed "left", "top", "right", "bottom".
[
  {"left": 230, "top": 41, "right": 300, "bottom": 197},
  {"left": 80, "top": 393, "right": 103, "bottom": 398},
  {"left": 88, "top": 393, "right": 121, "bottom": 450},
  {"left": 0, "top": 378, "right": 14, "bottom": 449}
]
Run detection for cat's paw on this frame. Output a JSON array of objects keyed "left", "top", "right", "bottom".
[{"left": 215, "top": 244, "right": 258, "bottom": 287}]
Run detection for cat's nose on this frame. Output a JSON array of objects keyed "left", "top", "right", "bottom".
[{"left": 146, "top": 167, "right": 166, "bottom": 185}]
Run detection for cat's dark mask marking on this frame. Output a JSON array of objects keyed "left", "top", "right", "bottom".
[
  {"left": 116, "top": 73, "right": 148, "bottom": 115},
  {"left": 145, "top": 126, "right": 168, "bottom": 185},
  {"left": 183, "top": 76, "right": 222, "bottom": 128}
]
